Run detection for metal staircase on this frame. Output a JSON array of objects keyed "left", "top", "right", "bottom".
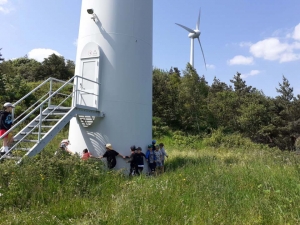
[{"left": 0, "top": 75, "right": 103, "bottom": 162}]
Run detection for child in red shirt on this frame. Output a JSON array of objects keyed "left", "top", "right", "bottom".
[{"left": 81, "top": 148, "right": 93, "bottom": 160}]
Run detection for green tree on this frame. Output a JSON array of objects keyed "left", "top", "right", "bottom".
[
  {"left": 237, "top": 91, "right": 270, "bottom": 137},
  {"left": 255, "top": 76, "right": 300, "bottom": 150},
  {"left": 0, "top": 48, "right": 4, "bottom": 62},
  {"left": 10, "top": 57, "right": 42, "bottom": 81},
  {"left": 179, "top": 64, "right": 210, "bottom": 133},
  {"left": 153, "top": 68, "right": 182, "bottom": 129},
  {"left": 38, "top": 54, "right": 73, "bottom": 80},
  {"left": 66, "top": 59, "right": 75, "bottom": 76},
  {"left": 210, "top": 76, "right": 232, "bottom": 94},
  {"left": 208, "top": 90, "right": 238, "bottom": 132},
  {"left": 230, "top": 72, "right": 255, "bottom": 95}
]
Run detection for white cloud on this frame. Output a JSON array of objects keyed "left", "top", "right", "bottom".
[
  {"left": 241, "top": 70, "right": 261, "bottom": 79},
  {"left": 227, "top": 55, "right": 254, "bottom": 65},
  {"left": 0, "top": 0, "right": 12, "bottom": 14},
  {"left": 250, "top": 38, "right": 288, "bottom": 60},
  {"left": 249, "top": 37, "right": 300, "bottom": 62},
  {"left": 232, "top": 24, "right": 300, "bottom": 64},
  {"left": 206, "top": 64, "right": 215, "bottom": 69},
  {"left": 279, "top": 53, "right": 300, "bottom": 63},
  {"left": 28, "top": 48, "right": 61, "bottom": 62},
  {"left": 293, "top": 23, "right": 300, "bottom": 41},
  {"left": 0, "top": 0, "right": 8, "bottom": 4}
]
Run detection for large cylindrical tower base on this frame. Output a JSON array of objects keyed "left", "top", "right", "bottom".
[{"left": 68, "top": 0, "right": 153, "bottom": 170}]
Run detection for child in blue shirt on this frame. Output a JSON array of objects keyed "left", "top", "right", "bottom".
[{"left": 146, "top": 144, "right": 156, "bottom": 175}]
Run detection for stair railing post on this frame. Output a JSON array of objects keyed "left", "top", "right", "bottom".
[
  {"left": 38, "top": 104, "right": 43, "bottom": 142},
  {"left": 12, "top": 107, "right": 15, "bottom": 122},
  {"left": 75, "top": 76, "right": 79, "bottom": 107},
  {"left": 48, "top": 78, "right": 53, "bottom": 108}
]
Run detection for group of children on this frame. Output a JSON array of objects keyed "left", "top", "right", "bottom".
[
  {"left": 125, "top": 140, "right": 168, "bottom": 176},
  {"left": 78, "top": 140, "right": 168, "bottom": 176}
]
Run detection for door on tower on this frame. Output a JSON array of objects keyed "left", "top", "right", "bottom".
[{"left": 77, "top": 42, "right": 100, "bottom": 110}]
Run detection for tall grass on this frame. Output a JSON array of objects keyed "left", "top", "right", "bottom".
[{"left": 1, "top": 131, "right": 300, "bottom": 224}]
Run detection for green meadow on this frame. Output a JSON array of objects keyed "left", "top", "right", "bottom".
[{"left": 1, "top": 131, "right": 300, "bottom": 224}]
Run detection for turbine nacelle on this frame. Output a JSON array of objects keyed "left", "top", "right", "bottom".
[{"left": 188, "top": 30, "right": 200, "bottom": 39}]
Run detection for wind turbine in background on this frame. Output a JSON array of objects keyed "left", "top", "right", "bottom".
[{"left": 175, "top": 9, "right": 207, "bottom": 69}]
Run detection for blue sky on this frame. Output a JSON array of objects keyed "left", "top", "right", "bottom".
[{"left": 0, "top": 0, "right": 300, "bottom": 97}]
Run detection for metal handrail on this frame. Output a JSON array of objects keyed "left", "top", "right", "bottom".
[
  {"left": 0, "top": 75, "right": 100, "bottom": 140},
  {"left": 77, "top": 90, "right": 99, "bottom": 96},
  {"left": 0, "top": 76, "right": 76, "bottom": 139},
  {"left": 3, "top": 94, "right": 74, "bottom": 157},
  {"left": 75, "top": 75, "right": 100, "bottom": 85},
  {"left": 13, "top": 77, "right": 52, "bottom": 107},
  {"left": 14, "top": 92, "right": 49, "bottom": 123},
  {"left": 13, "top": 77, "right": 73, "bottom": 107}
]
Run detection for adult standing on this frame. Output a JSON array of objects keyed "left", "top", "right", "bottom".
[
  {"left": 99, "top": 143, "right": 125, "bottom": 169},
  {"left": 0, "top": 103, "right": 14, "bottom": 156}
]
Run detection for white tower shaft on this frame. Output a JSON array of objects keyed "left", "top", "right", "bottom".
[
  {"left": 190, "top": 38, "right": 194, "bottom": 67},
  {"left": 69, "top": 0, "right": 153, "bottom": 170}
]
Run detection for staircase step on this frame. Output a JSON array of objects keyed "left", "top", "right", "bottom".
[
  {"left": 32, "top": 132, "right": 47, "bottom": 135},
  {"left": 2, "top": 155, "right": 22, "bottom": 160},
  {"left": 14, "top": 148, "right": 31, "bottom": 152},
  {"left": 28, "top": 125, "right": 53, "bottom": 129},
  {"left": 20, "top": 132, "right": 47, "bottom": 135},
  {"left": 48, "top": 106, "right": 71, "bottom": 110},
  {"left": 42, "top": 113, "right": 66, "bottom": 116},
  {"left": 35, "top": 119, "right": 61, "bottom": 122},
  {"left": 14, "top": 139, "right": 38, "bottom": 143}
]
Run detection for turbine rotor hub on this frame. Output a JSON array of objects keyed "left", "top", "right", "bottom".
[{"left": 188, "top": 31, "right": 200, "bottom": 38}]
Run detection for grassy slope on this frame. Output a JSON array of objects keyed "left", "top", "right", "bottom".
[{"left": 1, "top": 133, "right": 300, "bottom": 224}]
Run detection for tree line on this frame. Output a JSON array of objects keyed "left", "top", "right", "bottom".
[
  {"left": 0, "top": 49, "right": 299, "bottom": 150},
  {"left": 0, "top": 51, "right": 75, "bottom": 105},
  {"left": 153, "top": 64, "right": 300, "bottom": 150}
]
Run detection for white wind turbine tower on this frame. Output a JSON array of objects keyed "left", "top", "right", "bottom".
[{"left": 176, "top": 9, "right": 207, "bottom": 69}]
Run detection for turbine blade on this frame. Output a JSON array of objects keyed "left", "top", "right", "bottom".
[
  {"left": 175, "top": 23, "right": 196, "bottom": 34},
  {"left": 196, "top": 8, "right": 201, "bottom": 30},
  {"left": 197, "top": 38, "right": 207, "bottom": 70}
]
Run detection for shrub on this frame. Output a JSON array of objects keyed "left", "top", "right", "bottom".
[
  {"left": 152, "top": 117, "right": 171, "bottom": 138},
  {"left": 203, "top": 128, "right": 264, "bottom": 149}
]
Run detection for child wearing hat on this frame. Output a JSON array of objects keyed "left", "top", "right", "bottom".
[
  {"left": 99, "top": 143, "right": 125, "bottom": 169},
  {"left": 60, "top": 139, "right": 74, "bottom": 155}
]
